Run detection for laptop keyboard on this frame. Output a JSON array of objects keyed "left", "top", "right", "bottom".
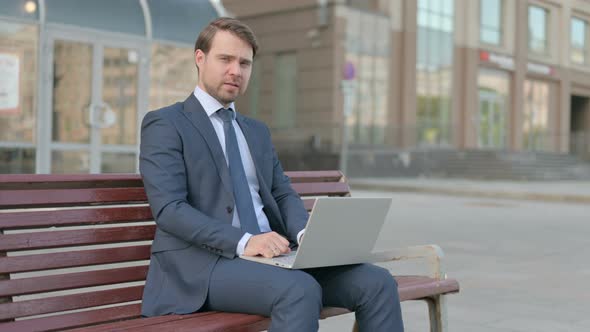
[{"left": 272, "top": 251, "right": 297, "bottom": 266}]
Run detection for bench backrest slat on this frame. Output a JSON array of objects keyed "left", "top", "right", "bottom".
[
  {"left": 0, "top": 171, "right": 348, "bottom": 326},
  {"left": 0, "top": 286, "right": 144, "bottom": 321},
  {"left": 0, "top": 266, "right": 148, "bottom": 297},
  {"left": 0, "top": 245, "right": 151, "bottom": 274},
  {"left": 0, "top": 188, "right": 148, "bottom": 209},
  {"left": 0, "top": 206, "right": 153, "bottom": 230},
  {"left": 291, "top": 182, "right": 350, "bottom": 196},
  {"left": 0, "top": 225, "right": 156, "bottom": 251}
]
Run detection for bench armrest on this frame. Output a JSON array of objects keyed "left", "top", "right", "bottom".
[{"left": 372, "top": 244, "right": 446, "bottom": 280}]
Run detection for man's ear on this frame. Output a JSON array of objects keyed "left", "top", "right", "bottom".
[{"left": 195, "top": 49, "right": 205, "bottom": 69}]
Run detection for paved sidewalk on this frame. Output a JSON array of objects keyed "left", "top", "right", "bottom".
[{"left": 349, "top": 177, "right": 590, "bottom": 204}]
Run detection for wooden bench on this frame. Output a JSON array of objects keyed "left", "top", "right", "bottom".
[{"left": 0, "top": 171, "right": 459, "bottom": 332}]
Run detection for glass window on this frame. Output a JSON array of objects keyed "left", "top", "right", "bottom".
[
  {"left": 51, "top": 150, "right": 90, "bottom": 173},
  {"left": 528, "top": 5, "right": 549, "bottom": 55},
  {"left": 346, "top": 10, "right": 390, "bottom": 145},
  {"left": 101, "top": 152, "right": 136, "bottom": 173},
  {"left": 101, "top": 47, "right": 139, "bottom": 146},
  {"left": 523, "top": 79, "right": 550, "bottom": 151},
  {"left": 274, "top": 53, "right": 297, "bottom": 129},
  {"left": 149, "top": 43, "right": 197, "bottom": 110},
  {"left": 0, "top": 147, "right": 35, "bottom": 173},
  {"left": 480, "top": 0, "right": 502, "bottom": 45},
  {"left": 416, "top": 0, "right": 454, "bottom": 146},
  {"left": 45, "top": 0, "right": 145, "bottom": 36},
  {"left": 148, "top": 0, "right": 218, "bottom": 44},
  {"left": 571, "top": 17, "right": 588, "bottom": 65},
  {"left": 51, "top": 40, "right": 92, "bottom": 144},
  {"left": 0, "top": 0, "right": 39, "bottom": 20},
  {"left": 0, "top": 20, "right": 38, "bottom": 172}
]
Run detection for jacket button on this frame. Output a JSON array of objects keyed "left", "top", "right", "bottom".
[{"left": 226, "top": 206, "right": 233, "bottom": 214}]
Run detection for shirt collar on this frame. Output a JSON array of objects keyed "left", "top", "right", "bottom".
[{"left": 193, "top": 86, "right": 236, "bottom": 120}]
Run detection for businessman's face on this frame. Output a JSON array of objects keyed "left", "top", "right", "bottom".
[{"left": 195, "top": 30, "right": 253, "bottom": 107}]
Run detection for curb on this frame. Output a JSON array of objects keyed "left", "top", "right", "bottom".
[{"left": 349, "top": 181, "right": 590, "bottom": 205}]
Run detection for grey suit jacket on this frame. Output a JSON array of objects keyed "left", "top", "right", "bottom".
[{"left": 139, "top": 94, "right": 309, "bottom": 317}]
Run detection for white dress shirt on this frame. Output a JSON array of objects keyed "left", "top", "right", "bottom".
[{"left": 193, "top": 86, "right": 274, "bottom": 255}]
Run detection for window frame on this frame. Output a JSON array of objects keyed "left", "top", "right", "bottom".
[{"left": 479, "top": 0, "right": 504, "bottom": 47}]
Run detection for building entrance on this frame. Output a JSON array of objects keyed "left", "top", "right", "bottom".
[
  {"left": 570, "top": 95, "right": 590, "bottom": 159},
  {"left": 38, "top": 28, "right": 148, "bottom": 173}
]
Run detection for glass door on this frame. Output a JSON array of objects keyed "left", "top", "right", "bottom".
[
  {"left": 40, "top": 29, "right": 147, "bottom": 173},
  {"left": 477, "top": 90, "right": 506, "bottom": 148}
]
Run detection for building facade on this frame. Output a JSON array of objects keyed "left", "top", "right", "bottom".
[
  {"left": 2, "top": 0, "right": 590, "bottom": 175},
  {"left": 0, "top": 0, "right": 222, "bottom": 174},
  {"left": 223, "top": 0, "right": 590, "bottom": 171}
]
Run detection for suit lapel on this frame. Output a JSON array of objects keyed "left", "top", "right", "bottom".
[
  {"left": 237, "top": 115, "right": 288, "bottom": 235},
  {"left": 181, "top": 94, "right": 232, "bottom": 197}
]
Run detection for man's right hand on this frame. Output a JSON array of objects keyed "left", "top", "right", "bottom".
[{"left": 243, "top": 232, "right": 291, "bottom": 258}]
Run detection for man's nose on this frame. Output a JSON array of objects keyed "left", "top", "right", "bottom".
[{"left": 228, "top": 61, "right": 241, "bottom": 76}]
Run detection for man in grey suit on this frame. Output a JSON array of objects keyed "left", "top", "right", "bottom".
[{"left": 139, "top": 17, "right": 404, "bottom": 331}]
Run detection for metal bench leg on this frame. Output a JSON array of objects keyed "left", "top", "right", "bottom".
[{"left": 427, "top": 295, "right": 448, "bottom": 332}]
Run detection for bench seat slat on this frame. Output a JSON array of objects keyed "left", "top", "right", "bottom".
[
  {"left": 0, "top": 303, "right": 143, "bottom": 332},
  {"left": 0, "top": 188, "right": 147, "bottom": 209},
  {"left": 67, "top": 311, "right": 219, "bottom": 332},
  {"left": 0, "top": 206, "right": 153, "bottom": 230},
  {"left": 0, "top": 266, "right": 148, "bottom": 297},
  {"left": 0, "top": 225, "right": 156, "bottom": 251},
  {"left": 0, "top": 286, "right": 144, "bottom": 320},
  {"left": 0, "top": 245, "right": 151, "bottom": 274},
  {"left": 291, "top": 182, "right": 350, "bottom": 197},
  {"left": 123, "top": 312, "right": 270, "bottom": 332}
]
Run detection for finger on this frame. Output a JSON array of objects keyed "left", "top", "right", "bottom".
[
  {"left": 261, "top": 248, "right": 274, "bottom": 258},
  {"left": 269, "top": 239, "right": 289, "bottom": 253},
  {"left": 268, "top": 232, "right": 290, "bottom": 246}
]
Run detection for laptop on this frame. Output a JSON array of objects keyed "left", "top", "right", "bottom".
[{"left": 239, "top": 197, "right": 392, "bottom": 269}]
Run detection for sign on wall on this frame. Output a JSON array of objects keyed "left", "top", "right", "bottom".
[{"left": 0, "top": 52, "right": 20, "bottom": 114}]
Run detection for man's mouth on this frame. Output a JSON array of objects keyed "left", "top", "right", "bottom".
[{"left": 224, "top": 82, "right": 239, "bottom": 88}]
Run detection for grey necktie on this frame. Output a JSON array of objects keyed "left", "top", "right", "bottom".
[{"left": 217, "top": 108, "right": 261, "bottom": 235}]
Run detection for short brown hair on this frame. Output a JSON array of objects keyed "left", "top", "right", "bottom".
[{"left": 194, "top": 17, "right": 259, "bottom": 58}]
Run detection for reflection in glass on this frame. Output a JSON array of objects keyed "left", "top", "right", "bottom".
[
  {"left": 149, "top": 44, "right": 197, "bottom": 110},
  {"left": 480, "top": 0, "right": 502, "bottom": 45},
  {"left": 101, "top": 152, "right": 136, "bottom": 173},
  {"left": 51, "top": 150, "right": 90, "bottom": 173},
  {"left": 523, "top": 80, "right": 550, "bottom": 151},
  {"left": 0, "top": 22, "right": 38, "bottom": 143},
  {"left": 52, "top": 40, "right": 92, "bottom": 143},
  {"left": 101, "top": 47, "right": 138, "bottom": 145},
  {"left": 571, "top": 17, "right": 587, "bottom": 64},
  {"left": 346, "top": 9, "right": 390, "bottom": 145},
  {"left": 477, "top": 69, "right": 510, "bottom": 148},
  {"left": 0, "top": 0, "right": 39, "bottom": 20},
  {"left": 528, "top": 5, "right": 548, "bottom": 54},
  {"left": 417, "top": 0, "right": 454, "bottom": 146},
  {"left": 0, "top": 148, "right": 35, "bottom": 173}
]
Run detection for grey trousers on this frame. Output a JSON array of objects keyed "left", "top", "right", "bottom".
[{"left": 204, "top": 257, "right": 404, "bottom": 332}]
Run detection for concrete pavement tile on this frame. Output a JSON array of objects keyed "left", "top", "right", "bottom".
[{"left": 492, "top": 318, "right": 578, "bottom": 332}]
